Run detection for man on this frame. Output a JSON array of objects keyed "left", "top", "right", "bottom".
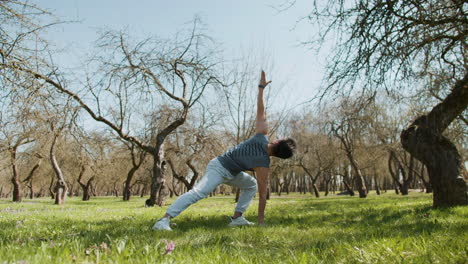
[{"left": 152, "top": 71, "right": 296, "bottom": 230}]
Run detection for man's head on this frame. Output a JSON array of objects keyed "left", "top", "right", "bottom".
[{"left": 268, "top": 138, "right": 296, "bottom": 159}]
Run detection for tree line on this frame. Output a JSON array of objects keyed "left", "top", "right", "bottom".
[{"left": 0, "top": 0, "right": 466, "bottom": 207}]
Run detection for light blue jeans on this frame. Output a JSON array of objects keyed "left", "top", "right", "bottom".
[{"left": 166, "top": 158, "right": 257, "bottom": 218}]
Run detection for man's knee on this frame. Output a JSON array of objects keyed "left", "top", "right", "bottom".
[{"left": 243, "top": 177, "right": 257, "bottom": 192}]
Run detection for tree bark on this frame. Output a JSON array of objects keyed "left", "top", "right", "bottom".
[
  {"left": 147, "top": 143, "right": 168, "bottom": 207},
  {"left": 49, "top": 176, "right": 55, "bottom": 199},
  {"left": 415, "top": 164, "right": 432, "bottom": 193},
  {"left": 50, "top": 136, "right": 67, "bottom": 205},
  {"left": 374, "top": 176, "right": 381, "bottom": 195},
  {"left": 401, "top": 73, "right": 468, "bottom": 207},
  {"left": 388, "top": 150, "right": 414, "bottom": 195},
  {"left": 186, "top": 159, "right": 200, "bottom": 189},
  {"left": 23, "top": 160, "right": 41, "bottom": 199},
  {"left": 123, "top": 167, "right": 138, "bottom": 201},
  {"left": 399, "top": 163, "right": 409, "bottom": 195},
  {"left": 333, "top": 127, "right": 367, "bottom": 198},
  {"left": 324, "top": 176, "right": 331, "bottom": 196},
  {"left": 348, "top": 155, "right": 367, "bottom": 198},
  {"left": 147, "top": 115, "right": 188, "bottom": 207},
  {"left": 123, "top": 144, "right": 145, "bottom": 201},
  {"left": 342, "top": 169, "right": 355, "bottom": 196},
  {"left": 167, "top": 158, "right": 200, "bottom": 191},
  {"left": 10, "top": 148, "right": 22, "bottom": 202},
  {"left": 299, "top": 163, "right": 321, "bottom": 198},
  {"left": 77, "top": 165, "right": 94, "bottom": 201}
]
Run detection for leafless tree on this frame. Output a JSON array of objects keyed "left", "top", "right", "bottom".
[
  {"left": 77, "top": 165, "right": 94, "bottom": 201},
  {"left": 47, "top": 103, "right": 79, "bottom": 205},
  {"left": 9, "top": 21, "right": 223, "bottom": 206},
  {"left": 122, "top": 142, "right": 146, "bottom": 201},
  {"left": 0, "top": 80, "right": 37, "bottom": 202},
  {"left": 388, "top": 150, "right": 413, "bottom": 195},
  {"left": 4, "top": 135, "right": 34, "bottom": 202},
  {"left": 22, "top": 153, "right": 43, "bottom": 199},
  {"left": 326, "top": 99, "right": 373, "bottom": 198}
]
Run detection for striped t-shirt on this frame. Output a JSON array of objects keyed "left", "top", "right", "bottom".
[{"left": 217, "top": 133, "right": 270, "bottom": 175}]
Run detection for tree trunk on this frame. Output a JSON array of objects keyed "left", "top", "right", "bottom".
[
  {"left": 147, "top": 145, "right": 167, "bottom": 207},
  {"left": 78, "top": 166, "right": 94, "bottom": 201},
  {"left": 10, "top": 149, "right": 22, "bottom": 202},
  {"left": 167, "top": 158, "right": 199, "bottom": 192},
  {"left": 399, "top": 164, "right": 409, "bottom": 195},
  {"left": 374, "top": 176, "right": 381, "bottom": 195},
  {"left": 333, "top": 127, "right": 367, "bottom": 198},
  {"left": 312, "top": 183, "right": 320, "bottom": 198},
  {"left": 401, "top": 73, "right": 468, "bottom": 207},
  {"left": 276, "top": 178, "right": 283, "bottom": 196},
  {"left": 348, "top": 157, "right": 367, "bottom": 198},
  {"left": 81, "top": 179, "right": 94, "bottom": 201},
  {"left": 342, "top": 169, "right": 355, "bottom": 196},
  {"left": 140, "top": 184, "right": 148, "bottom": 197},
  {"left": 324, "top": 178, "right": 330, "bottom": 196},
  {"left": 22, "top": 160, "right": 41, "bottom": 200},
  {"left": 421, "top": 165, "right": 433, "bottom": 193},
  {"left": 388, "top": 150, "right": 407, "bottom": 194},
  {"left": 300, "top": 164, "right": 321, "bottom": 198},
  {"left": 123, "top": 167, "right": 138, "bottom": 201},
  {"left": 285, "top": 173, "right": 291, "bottom": 195},
  {"left": 123, "top": 144, "right": 145, "bottom": 201},
  {"left": 50, "top": 136, "right": 67, "bottom": 205},
  {"left": 401, "top": 155, "right": 416, "bottom": 195},
  {"left": 49, "top": 176, "right": 55, "bottom": 199},
  {"left": 343, "top": 180, "right": 355, "bottom": 196}
]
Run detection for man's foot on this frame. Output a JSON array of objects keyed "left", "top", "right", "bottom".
[
  {"left": 228, "top": 216, "right": 254, "bottom": 227},
  {"left": 152, "top": 217, "right": 172, "bottom": 231}
]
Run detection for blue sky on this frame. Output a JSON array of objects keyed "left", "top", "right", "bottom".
[{"left": 33, "top": 0, "right": 328, "bottom": 108}]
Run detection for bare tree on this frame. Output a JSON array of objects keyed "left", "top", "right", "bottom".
[
  {"left": 387, "top": 150, "right": 413, "bottom": 195},
  {"left": 5, "top": 136, "right": 34, "bottom": 202},
  {"left": 0, "top": 86, "right": 37, "bottom": 202},
  {"left": 122, "top": 142, "right": 146, "bottom": 201},
  {"left": 48, "top": 115, "right": 77, "bottom": 204},
  {"left": 22, "top": 154, "right": 43, "bottom": 199},
  {"left": 77, "top": 165, "right": 94, "bottom": 201},
  {"left": 328, "top": 100, "right": 370, "bottom": 198},
  {"left": 8, "top": 21, "right": 223, "bottom": 206},
  {"left": 301, "top": 0, "right": 467, "bottom": 207},
  {"left": 298, "top": 145, "right": 335, "bottom": 198}
]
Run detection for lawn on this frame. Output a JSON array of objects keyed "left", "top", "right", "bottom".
[{"left": 0, "top": 192, "right": 466, "bottom": 264}]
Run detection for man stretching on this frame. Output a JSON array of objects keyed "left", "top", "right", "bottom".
[{"left": 153, "top": 71, "right": 296, "bottom": 230}]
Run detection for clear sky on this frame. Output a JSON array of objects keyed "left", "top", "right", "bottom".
[{"left": 32, "top": 0, "right": 328, "bottom": 108}]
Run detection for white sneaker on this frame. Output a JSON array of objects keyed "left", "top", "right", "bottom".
[
  {"left": 228, "top": 216, "right": 254, "bottom": 227},
  {"left": 152, "top": 217, "right": 172, "bottom": 231}
]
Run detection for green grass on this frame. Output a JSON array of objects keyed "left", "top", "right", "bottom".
[{"left": 0, "top": 192, "right": 467, "bottom": 264}]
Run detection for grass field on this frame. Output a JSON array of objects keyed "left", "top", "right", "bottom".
[{"left": 0, "top": 192, "right": 467, "bottom": 264}]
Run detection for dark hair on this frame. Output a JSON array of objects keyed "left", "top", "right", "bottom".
[{"left": 272, "top": 138, "right": 296, "bottom": 159}]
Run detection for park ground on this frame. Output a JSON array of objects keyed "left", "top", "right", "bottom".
[{"left": 0, "top": 192, "right": 467, "bottom": 264}]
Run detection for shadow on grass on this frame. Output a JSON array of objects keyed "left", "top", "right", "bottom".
[{"left": 262, "top": 196, "right": 467, "bottom": 242}]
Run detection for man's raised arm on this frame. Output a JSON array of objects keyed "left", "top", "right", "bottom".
[{"left": 256, "top": 71, "right": 271, "bottom": 135}]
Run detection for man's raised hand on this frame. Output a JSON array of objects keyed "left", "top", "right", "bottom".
[{"left": 259, "top": 71, "right": 272, "bottom": 89}]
